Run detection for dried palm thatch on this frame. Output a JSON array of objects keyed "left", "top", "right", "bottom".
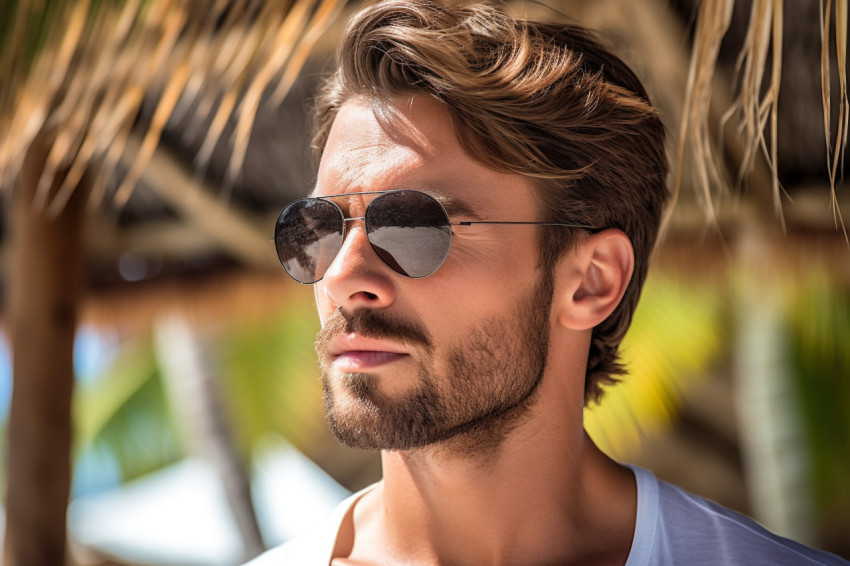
[
  {"left": 821, "top": 0, "right": 849, "bottom": 219},
  {"left": 0, "top": 0, "right": 343, "bottom": 215},
  {"left": 673, "top": 0, "right": 848, "bottom": 241}
]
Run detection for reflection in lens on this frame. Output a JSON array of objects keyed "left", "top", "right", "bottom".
[
  {"left": 369, "top": 226, "right": 451, "bottom": 277},
  {"left": 366, "top": 191, "right": 451, "bottom": 278},
  {"left": 275, "top": 199, "right": 343, "bottom": 283}
]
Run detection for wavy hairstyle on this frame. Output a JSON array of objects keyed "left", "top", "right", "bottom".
[{"left": 311, "top": 0, "right": 668, "bottom": 404}]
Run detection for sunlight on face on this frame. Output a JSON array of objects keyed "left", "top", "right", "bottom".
[{"left": 312, "top": 95, "right": 552, "bottom": 453}]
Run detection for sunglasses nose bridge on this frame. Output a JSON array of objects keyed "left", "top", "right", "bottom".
[
  {"left": 329, "top": 213, "right": 382, "bottom": 269},
  {"left": 339, "top": 216, "right": 367, "bottom": 250},
  {"left": 320, "top": 216, "right": 397, "bottom": 305}
]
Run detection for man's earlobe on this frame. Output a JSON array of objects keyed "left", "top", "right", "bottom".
[{"left": 554, "top": 229, "right": 634, "bottom": 331}]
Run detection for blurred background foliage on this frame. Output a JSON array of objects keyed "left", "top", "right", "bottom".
[
  {"left": 586, "top": 273, "right": 724, "bottom": 456},
  {"left": 787, "top": 276, "right": 850, "bottom": 532},
  {"left": 73, "top": 292, "right": 325, "bottom": 487},
  {"left": 75, "top": 339, "right": 181, "bottom": 485}
]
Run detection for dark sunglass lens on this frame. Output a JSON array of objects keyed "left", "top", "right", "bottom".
[
  {"left": 365, "top": 191, "right": 451, "bottom": 278},
  {"left": 274, "top": 198, "right": 343, "bottom": 283}
]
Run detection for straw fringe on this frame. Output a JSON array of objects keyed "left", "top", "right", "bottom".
[
  {"left": 769, "top": 0, "right": 783, "bottom": 225},
  {"left": 663, "top": 0, "right": 734, "bottom": 237},
  {"left": 725, "top": 0, "right": 784, "bottom": 228},
  {"left": 822, "top": 0, "right": 850, "bottom": 242},
  {"left": 0, "top": 0, "right": 344, "bottom": 218},
  {"left": 5, "top": 0, "right": 848, "bottom": 236},
  {"left": 672, "top": 0, "right": 847, "bottom": 237}
]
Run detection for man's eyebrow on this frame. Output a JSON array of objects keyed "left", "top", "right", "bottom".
[
  {"left": 304, "top": 186, "right": 483, "bottom": 219},
  {"left": 428, "top": 191, "right": 482, "bottom": 220}
]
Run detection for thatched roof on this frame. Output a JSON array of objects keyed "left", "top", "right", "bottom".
[{"left": 4, "top": 0, "right": 849, "bottom": 319}]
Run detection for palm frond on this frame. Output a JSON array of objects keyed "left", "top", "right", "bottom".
[
  {"left": 74, "top": 287, "right": 327, "bottom": 485},
  {"left": 220, "top": 289, "right": 326, "bottom": 454},
  {"left": 74, "top": 337, "right": 183, "bottom": 483}
]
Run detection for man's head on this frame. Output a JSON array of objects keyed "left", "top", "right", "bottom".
[
  {"left": 309, "top": 96, "right": 555, "bottom": 453},
  {"left": 311, "top": 0, "right": 668, "bottom": 405}
]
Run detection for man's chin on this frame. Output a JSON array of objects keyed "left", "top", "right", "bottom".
[
  {"left": 323, "top": 387, "right": 444, "bottom": 451},
  {"left": 325, "top": 409, "right": 421, "bottom": 451}
]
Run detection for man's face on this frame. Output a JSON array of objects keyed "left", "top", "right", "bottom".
[{"left": 312, "top": 95, "right": 555, "bottom": 452}]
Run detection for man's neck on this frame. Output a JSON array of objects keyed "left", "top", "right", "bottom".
[{"left": 334, "top": 380, "right": 638, "bottom": 565}]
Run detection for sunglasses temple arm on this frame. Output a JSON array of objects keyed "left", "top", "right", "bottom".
[{"left": 454, "top": 221, "right": 599, "bottom": 231}]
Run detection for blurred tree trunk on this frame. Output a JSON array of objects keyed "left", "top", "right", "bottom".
[
  {"left": 154, "top": 314, "right": 266, "bottom": 561},
  {"left": 5, "top": 133, "right": 87, "bottom": 566},
  {"left": 732, "top": 230, "right": 815, "bottom": 545}
]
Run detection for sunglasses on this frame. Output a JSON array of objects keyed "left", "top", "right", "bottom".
[{"left": 274, "top": 189, "right": 597, "bottom": 284}]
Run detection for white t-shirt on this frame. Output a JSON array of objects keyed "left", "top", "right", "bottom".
[
  {"left": 246, "top": 465, "right": 848, "bottom": 565},
  {"left": 623, "top": 465, "right": 846, "bottom": 565}
]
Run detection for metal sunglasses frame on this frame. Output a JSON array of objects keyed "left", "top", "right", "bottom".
[
  {"left": 303, "top": 189, "right": 599, "bottom": 229},
  {"left": 274, "top": 189, "right": 599, "bottom": 282}
]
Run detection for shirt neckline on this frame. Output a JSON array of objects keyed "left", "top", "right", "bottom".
[
  {"left": 323, "top": 466, "right": 656, "bottom": 566},
  {"left": 623, "top": 464, "right": 660, "bottom": 566}
]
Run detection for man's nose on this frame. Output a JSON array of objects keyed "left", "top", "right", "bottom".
[{"left": 318, "top": 223, "right": 396, "bottom": 310}]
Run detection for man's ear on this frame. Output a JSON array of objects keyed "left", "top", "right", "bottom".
[{"left": 553, "top": 229, "right": 634, "bottom": 331}]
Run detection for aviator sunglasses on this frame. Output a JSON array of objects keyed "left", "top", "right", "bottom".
[{"left": 274, "top": 189, "right": 597, "bottom": 284}]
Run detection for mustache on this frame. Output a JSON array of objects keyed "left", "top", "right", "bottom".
[{"left": 315, "top": 308, "right": 432, "bottom": 352}]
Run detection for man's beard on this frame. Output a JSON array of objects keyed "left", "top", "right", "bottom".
[{"left": 315, "top": 275, "right": 553, "bottom": 452}]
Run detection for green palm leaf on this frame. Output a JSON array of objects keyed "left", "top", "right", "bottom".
[
  {"left": 74, "top": 337, "right": 182, "bottom": 483},
  {"left": 219, "top": 289, "right": 326, "bottom": 458},
  {"left": 74, "top": 288, "right": 326, "bottom": 485}
]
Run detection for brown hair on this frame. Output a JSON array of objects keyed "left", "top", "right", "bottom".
[{"left": 312, "top": 0, "right": 668, "bottom": 404}]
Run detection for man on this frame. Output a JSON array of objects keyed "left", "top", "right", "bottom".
[{"left": 253, "top": 1, "right": 847, "bottom": 564}]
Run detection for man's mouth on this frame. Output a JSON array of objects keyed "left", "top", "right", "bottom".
[
  {"left": 332, "top": 350, "right": 409, "bottom": 370},
  {"left": 327, "top": 333, "right": 410, "bottom": 371}
]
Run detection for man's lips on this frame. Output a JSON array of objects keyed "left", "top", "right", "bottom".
[
  {"left": 327, "top": 334, "right": 410, "bottom": 370},
  {"left": 332, "top": 350, "right": 408, "bottom": 370}
]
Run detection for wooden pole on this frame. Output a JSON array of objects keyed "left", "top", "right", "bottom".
[{"left": 4, "top": 134, "right": 87, "bottom": 566}]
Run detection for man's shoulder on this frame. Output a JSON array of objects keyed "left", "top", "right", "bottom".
[{"left": 628, "top": 465, "right": 848, "bottom": 565}]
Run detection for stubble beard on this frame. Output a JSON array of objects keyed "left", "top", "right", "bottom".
[{"left": 316, "top": 274, "right": 553, "bottom": 454}]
